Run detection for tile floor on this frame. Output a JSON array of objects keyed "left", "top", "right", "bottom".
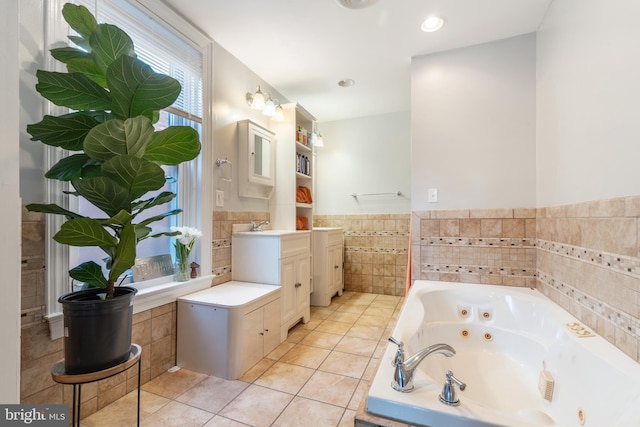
[{"left": 80, "top": 291, "right": 403, "bottom": 427}]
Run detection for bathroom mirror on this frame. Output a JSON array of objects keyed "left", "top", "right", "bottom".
[{"left": 238, "top": 120, "right": 275, "bottom": 199}]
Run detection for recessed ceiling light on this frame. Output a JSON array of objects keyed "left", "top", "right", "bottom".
[
  {"left": 338, "top": 78, "right": 355, "bottom": 87},
  {"left": 336, "top": 0, "right": 378, "bottom": 10},
  {"left": 421, "top": 15, "right": 445, "bottom": 32}
]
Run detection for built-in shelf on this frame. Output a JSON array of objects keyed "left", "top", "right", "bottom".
[{"left": 296, "top": 203, "right": 312, "bottom": 209}]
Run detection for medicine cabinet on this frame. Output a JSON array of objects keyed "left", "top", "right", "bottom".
[{"left": 238, "top": 119, "right": 275, "bottom": 199}]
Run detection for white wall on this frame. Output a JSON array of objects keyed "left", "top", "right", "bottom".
[
  {"left": 315, "top": 112, "right": 411, "bottom": 214},
  {"left": 212, "top": 43, "right": 289, "bottom": 212},
  {"left": 411, "top": 34, "right": 537, "bottom": 210},
  {"left": 0, "top": 0, "right": 22, "bottom": 403},
  {"left": 536, "top": 0, "right": 640, "bottom": 207}
]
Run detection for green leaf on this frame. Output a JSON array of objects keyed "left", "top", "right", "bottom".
[
  {"left": 50, "top": 46, "right": 91, "bottom": 64},
  {"left": 107, "top": 56, "right": 181, "bottom": 120},
  {"left": 69, "top": 261, "right": 108, "bottom": 288},
  {"left": 62, "top": 3, "right": 97, "bottom": 43},
  {"left": 83, "top": 117, "right": 154, "bottom": 162},
  {"left": 45, "top": 153, "right": 100, "bottom": 181},
  {"left": 102, "top": 155, "right": 166, "bottom": 200},
  {"left": 90, "top": 24, "right": 135, "bottom": 74},
  {"left": 132, "top": 191, "right": 176, "bottom": 212},
  {"left": 25, "top": 203, "right": 83, "bottom": 220},
  {"left": 72, "top": 176, "right": 131, "bottom": 217},
  {"left": 136, "top": 209, "right": 181, "bottom": 228},
  {"left": 144, "top": 126, "right": 201, "bottom": 165},
  {"left": 135, "top": 226, "right": 152, "bottom": 240},
  {"left": 67, "top": 58, "right": 107, "bottom": 88},
  {"left": 35, "top": 70, "right": 111, "bottom": 111},
  {"left": 54, "top": 217, "right": 117, "bottom": 247},
  {"left": 27, "top": 113, "right": 100, "bottom": 151},
  {"left": 107, "top": 210, "right": 133, "bottom": 226},
  {"left": 109, "top": 224, "right": 136, "bottom": 283}
]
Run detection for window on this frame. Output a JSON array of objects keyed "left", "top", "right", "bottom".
[{"left": 44, "top": 0, "right": 213, "bottom": 333}]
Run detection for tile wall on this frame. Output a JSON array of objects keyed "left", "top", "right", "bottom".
[
  {"left": 211, "top": 210, "right": 270, "bottom": 285},
  {"left": 535, "top": 197, "right": 640, "bottom": 361},
  {"left": 411, "top": 208, "right": 537, "bottom": 286},
  {"left": 313, "top": 214, "right": 410, "bottom": 296}
]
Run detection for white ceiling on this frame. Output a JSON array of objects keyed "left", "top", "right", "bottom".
[{"left": 164, "top": 0, "right": 552, "bottom": 122}]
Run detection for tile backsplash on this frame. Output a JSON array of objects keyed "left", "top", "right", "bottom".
[
  {"left": 313, "top": 214, "right": 410, "bottom": 296},
  {"left": 412, "top": 200, "right": 640, "bottom": 362}
]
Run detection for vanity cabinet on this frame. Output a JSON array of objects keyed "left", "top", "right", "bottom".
[
  {"left": 311, "top": 227, "right": 344, "bottom": 306},
  {"left": 238, "top": 119, "right": 275, "bottom": 199},
  {"left": 232, "top": 231, "right": 311, "bottom": 340},
  {"left": 270, "top": 103, "right": 316, "bottom": 230},
  {"left": 177, "top": 282, "right": 281, "bottom": 379}
]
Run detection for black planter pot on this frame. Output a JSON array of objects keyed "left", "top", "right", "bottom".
[{"left": 58, "top": 286, "right": 138, "bottom": 374}]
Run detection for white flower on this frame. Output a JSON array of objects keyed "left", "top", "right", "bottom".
[{"left": 171, "top": 226, "right": 203, "bottom": 246}]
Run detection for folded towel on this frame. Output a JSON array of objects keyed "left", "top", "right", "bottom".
[
  {"left": 296, "top": 216, "right": 309, "bottom": 230},
  {"left": 296, "top": 186, "right": 313, "bottom": 204}
]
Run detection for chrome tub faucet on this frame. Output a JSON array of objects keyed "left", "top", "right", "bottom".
[{"left": 388, "top": 336, "right": 456, "bottom": 392}]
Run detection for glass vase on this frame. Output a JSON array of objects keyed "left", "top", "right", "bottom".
[{"left": 174, "top": 259, "right": 190, "bottom": 282}]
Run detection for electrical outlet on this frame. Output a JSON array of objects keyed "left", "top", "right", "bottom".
[{"left": 215, "top": 190, "right": 224, "bottom": 207}]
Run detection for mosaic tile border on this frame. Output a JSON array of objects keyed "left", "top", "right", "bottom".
[
  {"left": 537, "top": 270, "right": 640, "bottom": 339},
  {"left": 344, "top": 231, "right": 410, "bottom": 237},
  {"left": 537, "top": 239, "right": 640, "bottom": 279},
  {"left": 422, "top": 264, "right": 536, "bottom": 277},
  {"left": 345, "top": 247, "right": 408, "bottom": 255},
  {"left": 420, "top": 237, "right": 536, "bottom": 248}
]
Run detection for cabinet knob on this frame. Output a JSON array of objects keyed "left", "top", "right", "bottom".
[
  {"left": 259, "top": 332, "right": 264, "bottom": 336},
  {"left": 264, "top": 329, "right": 269, "bottom": 332},
  {"left": 334, "top": 265, "right": 339, "bottom": 269},
  {"left": 295, "top": 282, "right": 301, "bottom": 288}
]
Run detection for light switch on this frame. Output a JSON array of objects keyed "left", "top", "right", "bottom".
[
  {"left": 428, "top": 188, "right": 438, "bottom": 203},
  {"left": 216, "top": 190, "right": 224, "bottom": 207}
]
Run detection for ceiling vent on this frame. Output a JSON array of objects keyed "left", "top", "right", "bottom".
[{"left": 336, "top": 0, "right": 378, "bottom": 10}]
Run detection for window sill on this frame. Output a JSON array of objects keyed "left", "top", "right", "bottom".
[{"left": 46, "top": 275, "right": 214, "bottom": 340}]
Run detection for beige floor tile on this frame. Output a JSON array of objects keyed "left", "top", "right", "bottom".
[
  {"left": 279, "top": 344, "right": 330, "bottom": 369},
  {"left": 218, "top": 384, "right": 293, "bottom": 427},
  {"left": 266, "top": 341, "right": 296, "bottom": 360},
  {"left": 272, "top": 396, "right": 344, "bottom": 427},
  {"left": 254, "top": 362, "right": 315, "bottom": 394},
  {"left": 349, "top": 293, "right": 377, "bottom": 304},
  {"left": 316, "top": 319, "right": 352, "bottom": 335},
  {"left": 298, "top": 317, "right": 322, "bottom": 330},
  {"left": 363, "top": 307, "right": 395, "bottom": 318},
  {"left": 175, "top": 376, "right": 248, "bottom": 413},
  {"left": 298, "top": 370, "right": 359, "bottom": 407},
  {"left": 81, "top": 390, "right": 169, "bottom": 427},
  {"left": 363, "top": 359, "right": 380, "bottom": 381},
  {"left": 203, "top": 415, "right": 248, "bottom": 426},
  {"left": 328, "top": 311, "right": 361, "bottom": 324},
  {"left": 338, "top": 409, "right": 357, "bottom": 427},
  {"left": 318, "top": 351, "right": 370, "bottom": 379},
  {"left": 334, "top": 336, "right": 378, "bottom": 357},
  {"left": 335, "top": 303, "right": 368, "bottom": 315},
  {"left": 141, "top": 369, "right": 207, "bottom": 399},
  {"left": 348, "top": 380, "right": 370, "bottom": 411},
  {"left": 310, "top": 307, "right": 334, "bottom": 320},
  {"left": 299, "top": 330, "right": 343, "bottom": 350},
  {"left": 347, "top": 323, "right": 386, "bottom": 340},
  {"left": 358, "top": 314, "right": 391, "bottom": 327},
  {"left": 141, "top": 401, "right": 213, "bottom": 426},
  {"left": 373, "top": 340, "right": 389, "bottom": 359},
  {"left": 238, "top": 358, "right": 275, "bottom": 383},
  {"left": 285, "top": 326, "right": 312, "bottom": 343}
]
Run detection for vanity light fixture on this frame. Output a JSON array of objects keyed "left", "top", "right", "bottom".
[
  {"left": 274, "top": 102, "right": 284, "bottom": 122},
  {"left": 262, "top": 96, "right": 276, "bottom": 117},
  {"left": 315, "top": 133, "right": 325, "bottom": 147},
  {"left": 246, "top": 85, "right": 266, "bottom": 110},
  {"left": 421, "top": 15, "right": 445, "bottom": 32}
]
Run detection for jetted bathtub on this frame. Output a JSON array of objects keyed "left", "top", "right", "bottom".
[{"left": 366, "top": 280, "right": 640, "bottom": 427}]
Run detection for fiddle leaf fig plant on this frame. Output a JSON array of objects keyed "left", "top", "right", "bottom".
[{"left": 26, "top": 3, "right": 201, "bottom": 298}]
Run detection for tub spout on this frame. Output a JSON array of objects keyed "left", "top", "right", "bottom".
[{"left": 388, "top": 337, "right": 456, "bottom": 392}]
